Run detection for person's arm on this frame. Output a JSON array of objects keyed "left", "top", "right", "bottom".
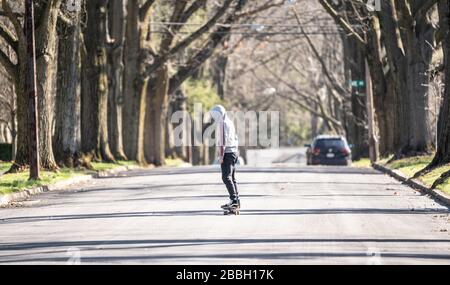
[{"left": 217, "top": 118, "right": 225, "bottom": 164}]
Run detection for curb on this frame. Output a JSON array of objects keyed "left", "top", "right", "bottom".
[
  {"left": 373, "top": 163, "right": 450, "bottom": 207},
  {"left": 0, "top": 165, "right": 142, "bottom": 208},
  {"left": 95, "top": 165, "right": 142, "bottom": 178}
]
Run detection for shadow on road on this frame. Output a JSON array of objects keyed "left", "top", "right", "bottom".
[
  {"left": 4, "top": 251, "right": 450, "bottom": 263},
  {"left": 1, "top": 207, "right": 447, "bottom": 224},
  {"left": 104, "top": 166, "right": 379, "bottom": 179},
  {"left": 3, "top": 237, "right": 450, "bottom": 251},
  {"left": 74, "top": 180, "right": 401, "bottom": 195},
  {"left": 1, "top": 238, "right": 450, "bottom": 263}
]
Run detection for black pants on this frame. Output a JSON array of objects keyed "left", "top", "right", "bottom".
[{"left": 221, "top": 152, "right": 239, "bottom": 202}]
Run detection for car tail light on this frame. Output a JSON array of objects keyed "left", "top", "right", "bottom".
[
  {"left": 313, "top": 148, "right": 321, "bottom": 155},
  {"left": 340, "top": 148, "right": 349, "bottom": 155}
]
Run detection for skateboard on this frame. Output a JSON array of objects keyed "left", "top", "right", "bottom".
[{"left": 222, "top": 204, "right": 240, "bottom": 215}]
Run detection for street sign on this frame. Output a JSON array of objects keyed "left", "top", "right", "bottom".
[{"left": 350, "top": 80, "right": 365, "bottom": 87}]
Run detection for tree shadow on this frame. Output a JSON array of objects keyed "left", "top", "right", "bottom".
[
  {"left": 104, "top": 166, "right": 380, "bottom": 179},
  {"left": 3, "top": 237, "right": 450, "bottom": 251},
  {"left": 2, "top": 238, "right": 450, "bottom": 263},
  {"left": 1, "top": 207, "right": 447, "bottom": 225}
]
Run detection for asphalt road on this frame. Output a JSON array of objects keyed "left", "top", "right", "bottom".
[
  {"left": 0, "top": 165, "right": 449, "bottom": 264},
  {"left": 246, "top": 147, "right": 307, "bottom": 166}
]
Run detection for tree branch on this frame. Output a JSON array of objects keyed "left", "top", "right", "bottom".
[
  {"left": 145, "top": 0, "right": 234, "bottom": 77},
  {"left": 292, "top": 7, "right": 348, "bottom": 102},
  {"left": 0, "top": 99, "right": 12, "bottom": 113},
  {"left": 261, "top": 61, "right": 319, "bottom": 105},
  {"left": 0, "top": 23, "right": 17, "bottom": 51},
  {"left": 0, "top": 118, "right": 12, "bottom": 132},
  {"left": 260, "top": 58, "right": 343, "bottom": 133},
  {"left": 0, "top": 10, "right": 23, "bottom": 17},
  {"left": 179, "top": 0, "right": 207, "bottom": 24},
  {"left": 0, "top": 46, "right": 16, "bottom": 77},
  {"left": 277, "top": 92, "right": 342, "bottom": 132},
  {"left": 168, "top": 26, "right": 232, "bottom": 95},
  {"left": 36, "top": 0, "right": 63, "bottom": 46},
  {"left": 1, "top": 0, "right": 25, "bottom": 50},
  {"left": 169, "top": 0, "right": 232, "bottom": 54},
  {"left": 318, "top": 0, "right": 366, "bottom": 44},
  {"left": 58, "top": 10, "right": 75, "bottom": 26},
  {"left": 235, "top": 0, "right": 284, "bottom": 20},
  {"left": 230, "top": 44, "right": 296, "bottom": 80},
  {"left": 413, "top": 0, "right": 439, "bottom": 23},
  {"left": 139, "top": 0, "right": 156, "bottom": 21}
]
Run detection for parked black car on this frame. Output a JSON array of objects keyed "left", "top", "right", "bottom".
[{"left": 305, "top": 135, "right": 352, "bottom": 166}]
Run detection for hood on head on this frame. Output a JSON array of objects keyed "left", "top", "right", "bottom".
[{"left": 210, "top": 105, "right": 226, "bottom": 121}]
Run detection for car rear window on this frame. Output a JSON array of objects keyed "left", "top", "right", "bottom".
[{"left": 315, "top": 139, "right": 345, "bottom": 149}]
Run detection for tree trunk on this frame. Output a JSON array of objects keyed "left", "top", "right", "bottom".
[
  {"left": 366, "top": 15, "right": 395, "bottom": 156},
  {"left": 172, "top": 89, "right": 189, "bottom": 160},
  {"left": 107, "top": 0, "right": 127, "bottom": 160},
  {"left": 0, "top": 124, "right": 6, "bottom": 143},
  {"left": 400, "top": 1, "right": 435, "bottom": 154},
  {"left": 81, "top": 0, "right": 115, "bottom": 162},
  {"left": 54, "top": 12, "right": 81, "bottom": 167},
  {"left": 429, "top": 0, "right": 450, "bottom": 167},
  {"left": 143, "top": 1, "right": 187, "bottom": 166},
  {"left": 380, "top": 0, "right": 435, "bottom": 158},
  {"left": 35, "top": 0, "right": 62, "bottom": 170},
  {"left": 165, "top": 96, "right": 177, "bottom": 159},
  {"left": 145, "top": 65, "right": 169, "bottom": 166},
  {"left": 10, "top": 80, "right": 17, "bottom": 161},
  {"left": 212, "top": 54, "right": 228, "bottom": 100},
  {"left": 9, "top": 42, "right": 27, "bottom": 171},
  {"left": 122, "top": 0, "right": 149, "bottom": 164},
  {"left": 379, "top": 0, "right": 412, "bottom": 157},
  {"left": 342, "top": 36, "right": 367, "bottom": 160}
]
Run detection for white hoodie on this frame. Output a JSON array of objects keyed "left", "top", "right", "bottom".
[{"left": 210, "top": 105, "right": 239, "bottom": 159}]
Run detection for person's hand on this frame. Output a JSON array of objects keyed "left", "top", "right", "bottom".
[{"left": 218, "top": 157, "right": 224, "bottom": 164}]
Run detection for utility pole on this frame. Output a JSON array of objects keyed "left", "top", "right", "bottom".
[
  {"left": 365, "top": 59, "right": 379, "bottom": 163},
  {"left": 25, "top": 0, "right": 40, "bottom": 180}
]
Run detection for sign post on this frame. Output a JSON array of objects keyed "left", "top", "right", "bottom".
[{"left": 25, "top": 0, "right": 40, "bottom": 180}]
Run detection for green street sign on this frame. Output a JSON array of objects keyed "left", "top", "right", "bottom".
[{"left": 350, "top": 80, "right": 365, "bottom": 87}]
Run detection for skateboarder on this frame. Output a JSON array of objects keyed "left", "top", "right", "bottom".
[{"left": 210, "top": 105, "right": 240, "bottom": 213}]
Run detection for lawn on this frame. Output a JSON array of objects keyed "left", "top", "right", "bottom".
[
  {"left": 90, "top": 160, "right": 138, "bottom": 171},
  {"left": 436, "top": 178, "right": 450, "bottom": 195},
  {"left": 165, "top": 158, "right": 185, "bottom": 167},
  {"left": 420, "top": 165, "right": 450, "bottom": 195},
  {"left": 352, "top": 158, "right": 371, "bottom": 168},
  {"left": 0, "top": 168, "right": 84, "bottom": 195},
  {"left": 0, "top": 161, "right": 12, "bottom": 173},
  {"left": 0, "top": 160, "right": 138, "bottom": 196},
  {"left": 386, "top": 155, "right": 433, "bottom": 178},
  {"left": 381, "top": 155, "right": 450, "bottom": 196}
]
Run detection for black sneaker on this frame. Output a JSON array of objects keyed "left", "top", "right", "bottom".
[
  {"left": 221, "top": 200, "right": 233, "bottom": 209},
  {"left": 231, "top": 200, "right": 240, "bottom": 208}
]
